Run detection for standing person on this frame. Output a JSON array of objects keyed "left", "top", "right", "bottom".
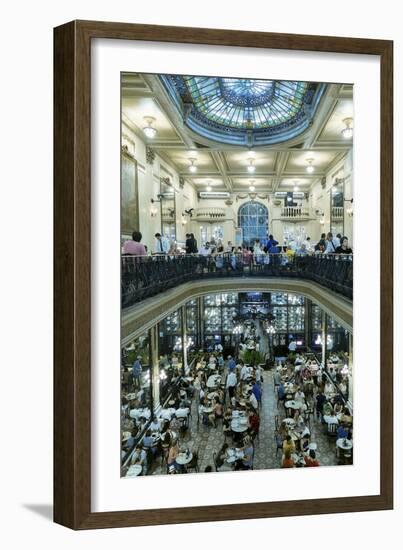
[
  {"left": 227, "top": 355, "right": 236, "bottom": 372},
  {"left": 185, "top": 233, "right": 193, "bottom": 254},
  {"left": 325, "top": 232, "right": 338, "bottom": 254},
  {"left": 122, "top": 231, "right": 147, "bottom": 256},
  {"left": 190, "top": 232, "right": 198, "bottom": 253},
  {"left": 226, "top": 369, "right": 237, "bottom": 399},
  {"left": 132, "top": 356, "right": 142, "bottom": 390},
  {"left": 199, "top": 242, "right": 211, "bottom": 256},
  {"left": 154, "top": 233, "right": 169, "bottom": 254},
  {"left": 335, "top": 233, "right": 342, "bottom": 248},
  {"left": 267, "top": 234, "right": 279, "bottom": 253},
  {"left": 336, "top": 236, "right": 353, "bottom": 254}
]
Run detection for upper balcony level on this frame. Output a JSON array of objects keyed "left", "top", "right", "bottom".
[
  {"left": 193, "top": 207, "right": 227, "bottom": 221},
  {"left": 121, "top": 252, "right": 353, "bottom": 311}
]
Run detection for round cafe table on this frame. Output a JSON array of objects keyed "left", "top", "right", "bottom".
[
  {"left": 176, "top": 452, "right": 193, "bottom": 465},
  {"left": 285, "top": 400, "right": 300, "bottom": 410},
  {"left": 231, "top": 418, "right": 249, "bottom": 433},
  {"left": 336, "top": 438, "right": 353, "bottom": 451}
]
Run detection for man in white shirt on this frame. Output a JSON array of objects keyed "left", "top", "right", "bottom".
[
  {"left": 199, "top": 242, "right": 211, "bottom": 256},
  {"left": 325, "top": 232, "right": 339, "bottom": 254},
  {"left": 288, "top": 339, "right": 297, "bottom": 352},
  {"left": 240, "top": 363, "right": 249, "bottom": 382},
  {"left": 154, "top": 232, "right": 169, "bottom": 254},
  {"left": 226, "top": 371, "right": 237, "bottom": 398}
]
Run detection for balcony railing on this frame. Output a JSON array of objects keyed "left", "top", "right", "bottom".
[
  {"left": 194, "top": 207, "right": 226, "bottom": 220},
  {"left": 280, "top": 206, "right": 311, "bottom": 218},
  {"left": 331, "top": 206, "right": 344, "bottom": 219},
  {"left": 122, "top": 252, "right": 353, "bottom": 309}
]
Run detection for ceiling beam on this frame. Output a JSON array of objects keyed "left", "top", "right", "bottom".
[
  {"left": 209, "top": 151, "right": 233, "bottom": 191},
  {"left": 272, "top": 151, "right": 291, "bottom": 193}
]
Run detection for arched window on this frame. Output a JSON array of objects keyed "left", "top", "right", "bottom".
[{"left": 237, "top": 201, "right": 269, "bottom": 246}]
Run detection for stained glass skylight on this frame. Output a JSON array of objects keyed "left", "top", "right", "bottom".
[
  {"left": 160, "top": 75, "right": 325, "bottom": 145},
  {"left": 184, "top": 77, "right": 307, "bottom": 129}
]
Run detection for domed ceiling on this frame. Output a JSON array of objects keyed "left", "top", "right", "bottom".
[{"left": 160, "top": 75, "right": 326, "bottom": 146}]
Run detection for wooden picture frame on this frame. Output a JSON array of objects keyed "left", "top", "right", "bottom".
[{"left": 54, "top": 20, "right": 393, "bottom": 529}]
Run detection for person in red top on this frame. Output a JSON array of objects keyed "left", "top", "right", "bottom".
[
  {"left": 248, "top": 410, "right": 260, "bottom": 437},
  {"left": 282, "top": 450, "right": 295, "bottom": 468},
  {"left": 304, "top": 449, "right": 320, "bottom": 467}
]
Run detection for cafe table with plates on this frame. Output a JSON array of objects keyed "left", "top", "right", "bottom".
[
  {"left": 176, "top": 451, "right": 193, "bottom": 466},
  {"left": 126, "top": 464, "right": 142, "bottom": 477},
  {"left": 207, "top": 374, "right": 221, "bottom": 388},
  {"left": 336, "top": 438, "right": 353, "bottom": 451},
  {"left": 226, "top": 447, "right": 245, "bottom": 464},
  {"left": 230, "top": 411, "right": 249, "bottom": 433},
  {"left": 129, "top": 407, "right": 151, "bottom": 420}
]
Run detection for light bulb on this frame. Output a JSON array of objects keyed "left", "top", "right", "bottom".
[
  {"left": 306, "top": 165, "right": 314, "bottom": 173},
  {"left": 143, "top": 126, "right": 157, "bottom": 139},
  {"left": 342, "top": 127, "right": 353, "bottom": 139},
  {"left": 247, "top": 164, "right": 256, "bottom": 173}
]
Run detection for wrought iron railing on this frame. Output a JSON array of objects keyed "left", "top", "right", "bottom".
[{"left": 121, "top": 252, "right": 353, "bottom": 309}]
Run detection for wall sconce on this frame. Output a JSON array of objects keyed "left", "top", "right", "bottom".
[{"left": 150, "top": 197, "right": 161, "bottom": 217}]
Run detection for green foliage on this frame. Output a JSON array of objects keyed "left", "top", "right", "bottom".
[{"left": 241, "top": 349, "right": 265, "bottom": 365}]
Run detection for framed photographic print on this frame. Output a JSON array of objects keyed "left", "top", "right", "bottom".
[{"left": 54, "top": 20, "right": 393, "bottom": 529}]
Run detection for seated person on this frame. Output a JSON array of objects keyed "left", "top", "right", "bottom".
[
  {"left": 304, "top": 449, "right": 320, "bottom": 467},
  {"left": 149, "top": 416, "right": 161, "bottom": 433},
  {"left": 282, "top": 450, "right": 295, "bottom": 468},
  {"left": 277, "top": 383, "right": 286, "bottom": 402},
  {"left": 241, "top": 437, "right": 254, "bottom": 469},
  {"left": 248, "top": 410, "right": 260, "bottom": 436},
  {"left": 294, "top": 388, "right": 305, "bottom": 403},
  {"left": 300, "top": 434, "right": 310, "bottom": 454},
  {"left": 167, "top": 441, "right": 179, "bottom": 471},
  {"left": 215, "top": 442, "right": 229, "bottom": 469},
  {"left": 283, "top": 435, "right": 296, "bottom": 455},
  {"left": 322, "top": 400, "right": 333, "bottom": 417},
  {"left": 142, "top": 429, "right": 158, "bottom": 456},
  {"left": 337, "top": 424, "right": 349, "bottom": 439},
  {"left": 333, "top": 400, "right": 344, "bottom": 416},
  {"left": 209, "top": 397, "right": 224, "bottom": 427},
  {"left": 341, "top": 407, "right": 353, "bottom": 425},
  {"left": 169, "top": 414, "right": 181, "bottom": 432},
  {"left": 131, "top": 444, "right": 148, "bottom": 474}
]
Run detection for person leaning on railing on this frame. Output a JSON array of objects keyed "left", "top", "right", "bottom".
[
  {"left": 335, "top": 237, "right": 353, "bottom": 254},
  {"left": 122, "top": 230, "right": 147, "bottom": 256}
]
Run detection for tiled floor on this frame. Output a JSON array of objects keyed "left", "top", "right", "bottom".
[{"left": 150, "top": 323, "right": 343, "bottom": 476}]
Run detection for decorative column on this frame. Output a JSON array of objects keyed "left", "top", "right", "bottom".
[
  {"left": 150, "top": 325, "right": 160, "bottom": 412},
  {"left": 348, "top": 332, "right": 353, "bottom": 406},
  {"left": 198, "top": 296, "right": 204, "bottom": 350},
  {"left": 181, "top": 305, "right": 187, "bottom": 375},
  {"left": 321, "top": 310, "right": 327, "bottom": 369},
  {"left": 304, "top": 298, "right": 311, "bottom": 350}
]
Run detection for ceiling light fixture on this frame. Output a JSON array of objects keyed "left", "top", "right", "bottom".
[
  {"left": 188, "top": 158, "right": 197, "bottom": 173},
  {"left": 341, "top": 117, "right": 353, "bottom": 139},
  {"left": 206, "top": 180, "right": 212, "bottom": 192},
  {"left": 293, "top": 180, "right": 299, "bottom": 192},
  {"left": 249, "top": 180, "right": 256, "bottom": 192},
  {"left": 306, "top": 158, "right": 315, "bottom": 173},
  {"left": 142, "top": 116, "right": 157, "bottom": 139},
  {"left": 247, "top": 157, "right": 256, "bottom": 173}
]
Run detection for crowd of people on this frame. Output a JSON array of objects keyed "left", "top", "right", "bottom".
[
  {"left": 121, "top": 325, "right": 353, "bottom": 476},
  {"left": 122, "top": 230, "right": 353, "bottom": 260}
]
